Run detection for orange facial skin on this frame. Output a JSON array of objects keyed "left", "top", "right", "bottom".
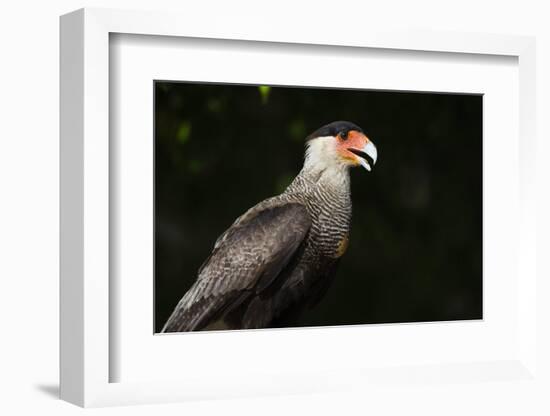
[{"left": 336, "top": 130, "right": 370, "bottom": 165}]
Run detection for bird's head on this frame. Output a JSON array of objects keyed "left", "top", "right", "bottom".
[{"left": 304, "top": 121, "right": 377, "bottom": 172}]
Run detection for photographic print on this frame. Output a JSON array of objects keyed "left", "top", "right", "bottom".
[{"left": 154, "top": 82, "right": 482, "bottom": 333}]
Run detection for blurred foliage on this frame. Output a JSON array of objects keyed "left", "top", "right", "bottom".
[
  {"left": 258, "top": 85, "right": 271, "bottom": 104},
  {"left": 154, "top": 81, "right": 483, "bottom": 332},
  {"left": 176, "top": 120, "right": 192, "bottom": 144}
]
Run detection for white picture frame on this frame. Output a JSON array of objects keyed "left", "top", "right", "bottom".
[{"left": 60, "top": 7, "right": 538, "bottom": 408}]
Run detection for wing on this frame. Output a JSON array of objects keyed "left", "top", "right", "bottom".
[
  {"left": 243, "top": 258, "right": 341, "bottom": 329},
  {"left": 161, "top": 203, "right": 311, "bottom": 332},
  {"left": 305, "top": 259, "right": 341, "bottom": 308}
]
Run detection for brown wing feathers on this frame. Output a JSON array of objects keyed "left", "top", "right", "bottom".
[{"left": 161, "top": 203, "right": 311, "bottom": 332}]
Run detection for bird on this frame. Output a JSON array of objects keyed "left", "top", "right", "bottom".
[{"left": 161, "top": 121, "right": 377, "bottom": 332}]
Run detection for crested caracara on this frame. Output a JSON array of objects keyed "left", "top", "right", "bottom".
[{"left": 162, "top": 121, "right": 377, "bottom": 332}]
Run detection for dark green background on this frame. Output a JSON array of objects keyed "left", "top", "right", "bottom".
[{"left": 154, "top": 82, "right": 482, "bottom": 332}]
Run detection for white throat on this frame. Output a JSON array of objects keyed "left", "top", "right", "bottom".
[{"left": 302, "top": 137, "right": 350, "bottom": 189}]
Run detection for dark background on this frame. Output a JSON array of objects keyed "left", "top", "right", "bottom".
[{"left": 154, "top": 82, "right": 482, "bottom": 332}]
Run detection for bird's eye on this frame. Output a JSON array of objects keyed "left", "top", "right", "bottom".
[{"left": 340, "top": 131, "right": 348, "bottom": 140}]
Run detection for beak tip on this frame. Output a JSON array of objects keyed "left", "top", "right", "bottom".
[{"left": 365, "top": 141, "right": 378, "bottom": 168}]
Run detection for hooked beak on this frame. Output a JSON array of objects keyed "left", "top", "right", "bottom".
[{"left": 348, "top": 141, "right": 378, "bottom": 171}]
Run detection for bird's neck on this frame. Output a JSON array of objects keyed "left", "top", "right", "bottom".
[{"left": 286, "top": 160, "right": 351, "bottom": 197}]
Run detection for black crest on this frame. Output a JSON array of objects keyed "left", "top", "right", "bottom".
[{"left": 305, "top": 121, "right": 364, "bottom": 142}]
